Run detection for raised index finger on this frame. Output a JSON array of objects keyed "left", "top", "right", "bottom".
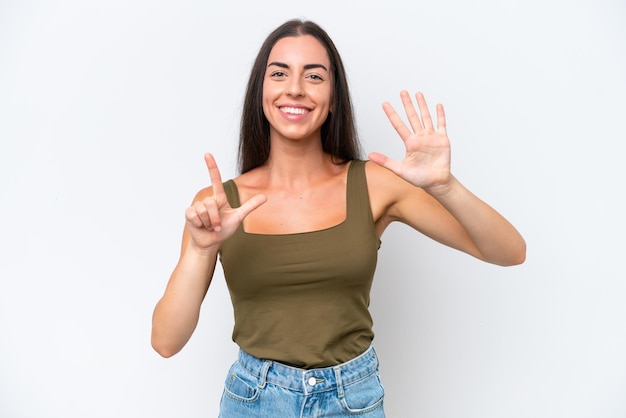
[
  {"left": 382, "top": 101, "right": 412, "bottom": 143},
  {"left": 204, "top": 153, "right": 225, "bottom": 197}
]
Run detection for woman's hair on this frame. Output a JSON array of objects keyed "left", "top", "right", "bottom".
[{"left": 238, "top": 19, "right": 361, "bottom": 174}]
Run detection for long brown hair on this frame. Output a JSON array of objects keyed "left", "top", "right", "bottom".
[{"left": 238, "top": 19, "right": 361, "bottom": 174}]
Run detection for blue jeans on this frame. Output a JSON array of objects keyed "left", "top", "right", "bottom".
[{"left": 218, "top": 345, "right": 385, "bottom": 417}]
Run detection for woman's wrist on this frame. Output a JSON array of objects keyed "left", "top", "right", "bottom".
[{"left": 423, "top": 174, "right": 458, "bottom": 200}]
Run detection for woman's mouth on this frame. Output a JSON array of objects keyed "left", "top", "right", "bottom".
[{"left": 280, "top": 106, "right": 310, "bottom": 115}]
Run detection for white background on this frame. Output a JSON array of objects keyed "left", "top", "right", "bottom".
[{"left": 1, "top": 1, "right": 625, "bottom": 417}]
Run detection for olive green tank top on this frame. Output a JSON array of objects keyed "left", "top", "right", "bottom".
[{"left": 219, "top": 160, "right": 381, "bottom": 368}]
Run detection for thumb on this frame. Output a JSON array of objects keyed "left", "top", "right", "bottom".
[
  {"left": 236, "top": 194, "right": 267, "bottom": 220},
  {"left": 368, "top": 152, "right": 402, "bottom": 175}
]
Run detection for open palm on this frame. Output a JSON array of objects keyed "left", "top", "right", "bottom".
[{"left": 369, "top": 91, "right": 452, "bottom": 192}]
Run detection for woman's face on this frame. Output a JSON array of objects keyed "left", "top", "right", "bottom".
[{"left": 262, "top": 35, "right": 333, "bottom": 144}]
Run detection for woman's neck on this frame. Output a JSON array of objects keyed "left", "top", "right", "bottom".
[{"left": 261, "top": 146, "right": 342, "bottom": 190}]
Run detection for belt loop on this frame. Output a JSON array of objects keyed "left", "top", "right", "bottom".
[
  {"left": 333, "top": 366, "right": 344, "bottom": 399},
  {"left": 258, "top": 360, "right": 271, "bottom": 389}
]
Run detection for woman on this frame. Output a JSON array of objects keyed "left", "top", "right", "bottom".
[{"left": 151, "top": 19, "right": 526, "bottom": 417}]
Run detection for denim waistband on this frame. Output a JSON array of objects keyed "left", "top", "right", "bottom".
[{"left": 237, "top": 345, "right": 379, "bottom": 395}]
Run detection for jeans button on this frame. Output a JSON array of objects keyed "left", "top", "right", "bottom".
[{"left": 307, "top": 377, "right": 317, "bottom": 386}]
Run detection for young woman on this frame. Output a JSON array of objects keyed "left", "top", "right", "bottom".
[{"left": 151, "top": 19, "right": 526, "bottom": 417}]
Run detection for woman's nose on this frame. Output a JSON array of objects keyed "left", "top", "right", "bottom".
[{"left": 286, "top": 77, "right": 304, "bottom": 97}]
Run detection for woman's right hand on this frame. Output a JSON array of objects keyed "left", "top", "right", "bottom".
[{"left": 184, "top": 153, "right": 266, "bottom": 254}]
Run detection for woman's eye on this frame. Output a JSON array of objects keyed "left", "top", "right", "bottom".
[
  {"left": 307, "top": 74, "right": 323, "bottom": 81},
  {"left": 271, "top": 71, "right": 286, "bottom": 78}
]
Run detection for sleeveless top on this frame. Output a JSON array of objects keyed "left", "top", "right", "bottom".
[{"left": 219, "top": 160, "right": 381, "bottom": 368}]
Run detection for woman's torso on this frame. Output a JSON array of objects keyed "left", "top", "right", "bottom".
[{"left": 219, "top": 160, "right": 381, "bottom": 368}]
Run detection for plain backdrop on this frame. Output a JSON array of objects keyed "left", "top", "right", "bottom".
[{"left": 1, "top": 0, "right": 625, "bottom": 417}]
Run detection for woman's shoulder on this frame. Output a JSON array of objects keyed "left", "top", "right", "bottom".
[
  {"left": 363, "top": 160, "right": 432, "bottom": 225},
  {"left": 191, "top": 177, "right": 240, "bottom": 204},
  {"left": 363, "top": 160, "right": 409, "bottom": 191},
  {"left": 191, "top": 186, "right": 213, "bottom": 203},
  {"left": 231, "top": 167, "right": 266, "bottom": 191}
]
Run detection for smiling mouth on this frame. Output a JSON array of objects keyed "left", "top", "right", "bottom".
[{"left": 280, "top": 106, "right": 309, "bottom": 115}]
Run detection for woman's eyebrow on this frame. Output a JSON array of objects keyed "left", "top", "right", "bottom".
[{"left": 267, "top": 62, "right": 328, "bottom": 72}]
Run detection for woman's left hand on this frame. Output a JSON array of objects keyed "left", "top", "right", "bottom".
[{"left": 369, "top": 91, "right": 452, "bottom": 195}]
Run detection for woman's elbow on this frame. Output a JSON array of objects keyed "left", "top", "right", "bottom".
[
  {"left": 498, "top": 240, "right": 527, "bottom": 266},
  {"left": 514, "top": 246, "right": 527, "bottom": 265},
  {"left": 151, "top": 333, "right": 182, "bottom": 358},
  {"left": 478, "top": 238, "right": 526, "bottom": 266}
]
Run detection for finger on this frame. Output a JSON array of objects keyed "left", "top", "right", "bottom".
[
  {"left": 204, "top": 153, "right": 225, "bottom": 197},
  {"left": 400, "top": 90, "right": 424, "bottom": 133},
  {"left": 188, "top": 201, "right": 215, "bottom": 230},
  {"left": 415, "top": 92, "right": 434, "bottom": 131},
  {"left": 185, "top": 206, "right": 204, "bottom": 229},
  {"left": 236, "top": 194, "right": 267, "bottom": 220},
  {"left": 436, "top": 103, "right": 447, "bottom": 135},
  {"left": 368, "top": 152, "right": 402, "bottom": 176},
  {"left": 382, "top": 101, "right": 412, "bottom": 142},
  {"left": 202, "top": 197, "right": 221, "bottom": 231}
]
